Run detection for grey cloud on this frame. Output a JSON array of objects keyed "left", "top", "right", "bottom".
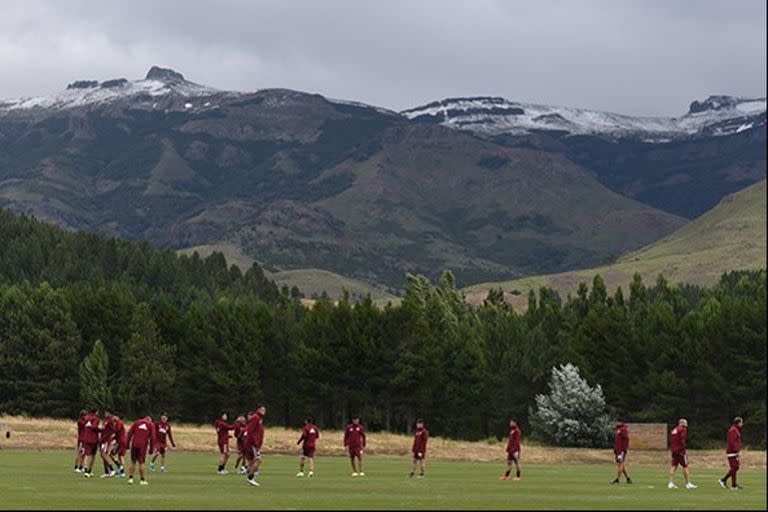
[{"left": 0, "top": 0, "right": 765, "bottom": 115}]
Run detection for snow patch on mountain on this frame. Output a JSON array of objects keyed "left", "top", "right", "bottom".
[{"left": 401, "top": 95, "right": 767, "bottom": 141}]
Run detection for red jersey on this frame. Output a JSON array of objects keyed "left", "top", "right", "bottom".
[
  {"left": 245, "top": 412, "right": 265, "bottom": 448},
  {"left": 234, "top": 424, "right": 246, "bottom": 444},
  {"left": 77, "top": 415, "right": 87, "bottom": 442},
  {"left": 412, "top": 427, "right": 428, "bottom": 455},
  {"left": 507, "top": 425, "right": 521, "bottom": 453},
  {"left": 298, "top": 424, "right": 320, "bottom": 448},
  {"left": 726, "top": 425, "right": 742, "bottom": 455},
  {"left": 670, "top": 425, "right": 687, "bottom": 454},
  {"left": 344, "top": 423, "right": 366, "bottom": 449},
  {"left": 155, "top": 420, "right": 175, "bottom": 447},
  {"left": 127, "top": 418, "right": 157, "bottom": 450},
  {"left": 81, "top": 413, "right": 101, "bottom": 444},
  {"left": 113, "top": 418, "right": 127, "bottom": 449},
  {"left": 214, "top": 419, "right": 234, "bottom": 445},
  {"left": 614, "top": 423, "right": 629, "bottom": 454},
  {"left": 100, "top": 417, "right": 116, "bottom": 444}
]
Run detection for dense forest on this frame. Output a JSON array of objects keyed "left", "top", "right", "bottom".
[{"left": 0, "top": 209, "right": 765, "bottom": 448}]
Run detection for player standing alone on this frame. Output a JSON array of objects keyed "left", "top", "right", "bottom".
[
  {"left": 126, "top": 415, "right": 157, "bottom": 486},
  {"left": 244, "top": 405, "right": 266, "bottom": 487},
  {"left": 296, "top": 416, "right": 320, "bottom": 478},
  {"left": 344, "top": 416, "right": 366, "bottom": 477},
  {"left": 151, "top": 413, "right": 176, "bottom": 473},
  {"left": 214, "top": 412, "right": 235, "bottom": 475},
  {"left": 719, "top": 416, "right": 743, "bottom": 490},
  {"left": 668, "top": 418, "right": 697, "bottom": 489},
  {"left": 409, "top": 419, "right": 428, "bottom": 478},
  {"left": 500, "top": 419, "right": 522, "bottom": 481},
  {"left": 611, "top": 420, "right": 632, "bottom": 484}
]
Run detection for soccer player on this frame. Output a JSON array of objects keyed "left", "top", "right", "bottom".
[
  {"left": 668, "top": 418, "right": 697, "bottom": 489},
  {"left": 81, "top": 408, "right": 101, "bottom": 478},
  {"left": 410, "top": 419, "right": 428, "bottom": 478},
  {"left": 344, "top": 416, "right": 366, "bottom": 477},
  {"left": 126, "top": 415, "right": 157, "bottom": 486},
  {"left": 99, "top": 409, "right": 117, "bottom": 478},
  {"left": 500, "top": 419, "right": 522, "bottom": 481},
  {"left": 296, "top": 416, "right": 320, "bottom": 478},
  {"left": 719, "top": 416, "right": 743, "bottom": 490},
  {"left": 244, "top": 405, "right": 266, "bottom": 487},
  {"left": 233, "top": 415, "right": 248, "bottom": 475},
  {"left": 611, "top": 420, "right": 632, "bottom": 484},
  {"left": 150, "top": 413, "right": 176, "bottom": 473},
  {"left": 74, "top": 409, "right": 87, "bottom": 473},
  {"left": 111, "top": 412, "right": 128, "bottom": 477},
  {"left": 214, "top": 412, "right": 235, "bottom": 474}
]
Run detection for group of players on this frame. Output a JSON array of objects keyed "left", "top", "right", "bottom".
[{"left": 73, "top": 406, "right": 745, "bottom": 490}]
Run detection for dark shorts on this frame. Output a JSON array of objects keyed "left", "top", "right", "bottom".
[
  {"left": 302, "top": 445, "right": 316, "bottom": 458},
  {"left": 615, "top": 451, "right": 627, "bottom": 464},
  {"left": 155, "top": 444, "right": 167, "bottom": 455},
  {"left": 111, "top": 443, "right": 127, "bottom": 457},
  {"left": 728, "top": 455, "right": 740, "bottom": 471},
  {"left": 130, "top": 446, "right": 148, "bottom": 464},
  {"left": 413, "top": 451, "right": 425, "bottom": 461},
  {"left": 348, "top": 446, "right": 363, "bottom": 459},
  {"left": 82, "top": 442, "right": 98, "bottom": 456},
  {"left": 237, "top": 440, "right": 245, "bottom": 456},
  {"left": 244, "top": 443, "right": 262, "bottom": 462},
  {"left": 507, "top": 450, "right": 520, "bottom": 463},
  {"left": 218, "top": 442, "right": 229, "bottom": 455},
  {"left": 671, "top": 452, "right": 688, "bottom": 468}
]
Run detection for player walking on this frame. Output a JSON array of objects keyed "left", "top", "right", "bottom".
[
  {"left": 410, "top": 419, "right": 429, "bottom": 478},
  {"left": 719, "top": 416, "right": 743, "bottom": 490},
  {"left": 500, "top": 419, "right": 522, "bottom": 481},
  {"left": 126, "top": 415, "right": 157, "bottom": 486},
  {"left": 296, "top": 416, "right": 320, "bottom": 477},
  {"left": 214, "top": 412, "right": 235, "bottom": 475},
  {"left": 344, "top": 416, "right": 366, "bottom": 477},
  {"left": 244, "top": 405, "right": 266, "bottom": 487},
  {"left": 611, "top": 420, "right": 632, "bottom": 484},
  {"left": 150, "top": 414, "right": 176, "bottom": 473},
  {"left": 668, "top": 418, "right": 697, "bottom": 489}
]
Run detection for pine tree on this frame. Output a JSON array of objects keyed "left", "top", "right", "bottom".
[{"left": 79, "top": 340, "right": 112, "bottom": 410}]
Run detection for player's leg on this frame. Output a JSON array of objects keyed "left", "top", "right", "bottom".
[
  {"left": 160, "top": 450, "right": 166, "bottom": 472},
  {"left": 350, "top": 453, "right": 357, "bottom": 475},
  {"left": 501, "top": 458, "right": 512, "bottom": 480},
  {"left": 308, "top": 456, "right": 315, "bottom": 475},
  {"left": 419, "top": 456, "right": 426, "bottom": 476},
  {"left": 410, "top": 456, "right": 417, "bottom": 477},
  {"left": 667, "top": 462, "right": 678, "bottom": 488},
  {"left": 513, "top": 456, "right": 521, "bottom": 480},
  {"left": 682, "top": 460, "right": 696, "bottom": 488},
  {"left": 358, "top": 452, "right": 365, "bottom": 475}
]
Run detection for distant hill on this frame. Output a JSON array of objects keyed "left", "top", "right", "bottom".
[
  {"left": 0, "top": 67, "right": 685, "bottom": 288},
  {"left": 464, "top": 180, "right": 767, "bottom": 305}
]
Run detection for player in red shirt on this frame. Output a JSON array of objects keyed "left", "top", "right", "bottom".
[
  {"left": 244, "top": 405, "right": 267, "bottom": 487},
  {"left": 611, "top": 420, "right": 632, "bottom": 484},
  {"left": 74, "top": 409, "right": 87, "bottom": 473},
  {"left": 500, "top": 419, "right": 522, "bottom": 481},
  {"left": 409, "top": 419, "right": 429, "bottom": 478},
  {"left": 719, "top": 416, "right": 743, "bottom": 490},
  {"left": 98, "top": 409, "right": 117, "bottom": 478},
  {"left": 344, "top": 416, "right": 366, "bottom": 477},
  {"left": 126, "top": 415, "right": 157, "bottom": 486},
  {"left": 111, "top": 412, "right": 128, "bottom": 478},
  {"left": 214, "top": 411, "right": 235, "bottom": 475},
  {"left": 233, "top": 415, "right": 248, "bottom": 475},
  {"left": 150, "top": 413, "right": 176, "bottom": 473},
  {"left": 668, "top": 418, "right": 697, "bottom": 489},
  {"left": 81, "top": 408, "right": 101, "bottom": 478},
  {"left": 296, "top": 416, "right": 320, "bottom": 478}
]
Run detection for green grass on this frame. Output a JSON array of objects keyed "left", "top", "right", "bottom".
[{"left": 0, "top": 451, "right": 764, "bottom": 510}]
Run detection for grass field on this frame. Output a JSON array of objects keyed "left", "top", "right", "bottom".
[{"left": 0, "top": 451, "right": 764, "bottom": 510}]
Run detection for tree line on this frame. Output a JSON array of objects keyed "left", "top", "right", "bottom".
[{"left": 0, "top": 209, "right": 765, "bottom": 447}]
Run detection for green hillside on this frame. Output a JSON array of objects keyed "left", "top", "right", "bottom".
[{"left": 464, "top": 180, "right": 767, "bottom": 301}]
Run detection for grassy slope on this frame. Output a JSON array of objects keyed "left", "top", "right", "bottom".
[
  {"left": 464, "top": 180, "right": 767, "bottom": 302},
  {"left": 0, "top": 451, "right": 765, "bottom": 510},
  {"left": 177, "top": 244, "right": 397, "bottom": 301}
]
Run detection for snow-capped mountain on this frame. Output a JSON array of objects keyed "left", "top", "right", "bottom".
[
  {"left": 401, "top": 95, "right": 767, "bottom": 142},
  {"left": 0, "top": 66, "right": 233, "bottom": 116}
]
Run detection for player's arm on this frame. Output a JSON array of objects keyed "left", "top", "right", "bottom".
[
  {"left": 169, "top": 425, "right": 176, "bottom": 448},
  {"left": 126, "top": 423, "right": 136, "bottom": 445},
  {"left": 297, "top": 431, "right": 305, "bottom": 445},
  {"left": 343, "top": 428, "right": 349, "bottom": 447},
  {"left": 362, "top": 429, "right": 367, "bottom": 448}
]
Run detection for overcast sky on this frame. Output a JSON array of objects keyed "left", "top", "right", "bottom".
[{"left": 1, "top": 0, "right": 765, "bottom": 116}]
